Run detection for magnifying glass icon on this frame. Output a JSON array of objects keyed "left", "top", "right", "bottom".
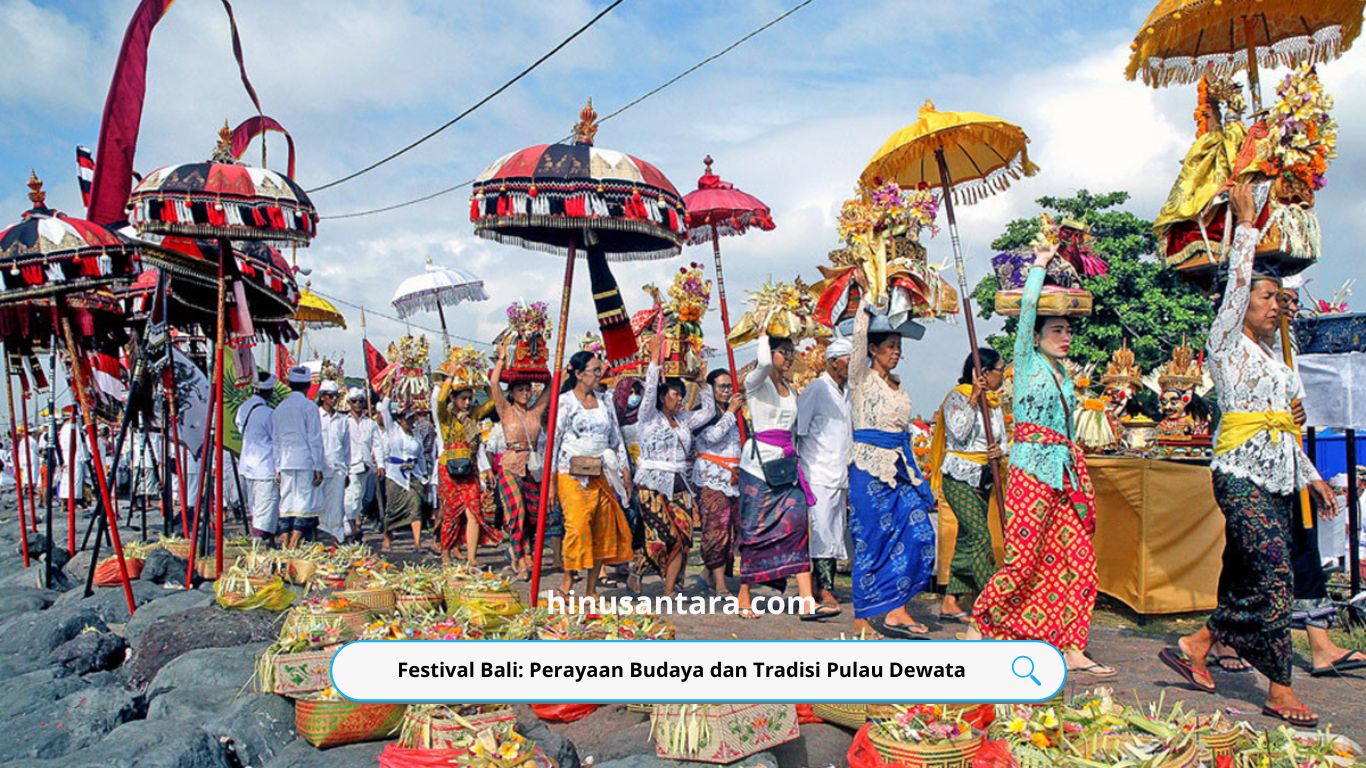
[{"left": 1012, "top": 655, "right": 1042, "bottom": 686}]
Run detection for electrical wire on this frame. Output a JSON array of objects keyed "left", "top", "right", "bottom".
[
  {"left": 319, "top": 0, "right": 818, "bottom": 220},
  {"left": 307, "top": 287, "right": 494, "bottom": 348},
  {"left": 306, "top": 0, "right": 626, "bottom": 194}
]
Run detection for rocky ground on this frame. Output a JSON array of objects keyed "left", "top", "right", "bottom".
[{"left": 0, "top": 490, "right": 1360, "bottom": 768}]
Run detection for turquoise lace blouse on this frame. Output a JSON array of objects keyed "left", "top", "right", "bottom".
[{"left": 1007, "top": 267, "right": 1078, "bottom": 491}]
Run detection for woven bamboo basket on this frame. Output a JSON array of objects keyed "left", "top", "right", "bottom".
[
  {"left": 398, "top": 707, "right": 516, "bottom": 750},
  {"left": 395, "top": 592, "right": 443, "bottom": 617},
  {"left": 866, "top": 727, "right": 984, "bottom": 768},
  {"left": 283, "top": 607, "right": 372, "bottom": 638},
  {"left": 333, "top": 587, "right": 397, "bottom": 614},
  {"left": 286, "top": 559, "right": 318, "bottom": 585},
  {"left": 161, "top": 539, "right": 193, "bottom": 560},
  {"left": 458, "top": 585, "right": 523, "bottom": 626},
  {"left": 195, "top": 558, "right": 221, "bottom": 580},
  {"left": 811, "top": 703, "right": 866, "bottom": 729},
  {"left": 1199, "top": 731, "right": 1243, "bottom": 760},
  {"left": 295, "top": 699, "right": 405, "bottom": 748},
  {"left": 256, "top": 646, "right": 339, "bottom": 695}
]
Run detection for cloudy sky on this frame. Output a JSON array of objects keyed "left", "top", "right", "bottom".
[{"left": 3, "top": 0, "right": 1364, "bottom": 413}]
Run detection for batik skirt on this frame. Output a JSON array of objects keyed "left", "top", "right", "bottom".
[
  {"left": 699, "top": 487, "right": 740, "bottom": 572},
  {"left": 943, "top": 476, "right": 998, "bottom": 597},
  {"left": 499, "top": 467, "right": 542, "bottom": 562},
  {"left": 383, "top": 477, "right": 421, "bottom": 531},
  {"left": 439, "top": 473, "right": 499, "bottom": 552},
  {"left": 634, "top": 481, "right": 696, "bottom": 577},
  {"left": 972, "top": 465, "right": 1097, "bottom": 651},
  {"left": 1207, "top": 471, "right": 1294, "bottom": 685},
  {"left": 738, "top": 470, "right": 810, "bottom": 584},
  {"left": 848, "top": 461, "right": 936, "bottom": 619}
]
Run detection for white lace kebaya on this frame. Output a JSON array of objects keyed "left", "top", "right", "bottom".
[
  {"left": 634, "top": 362, "right": 694, "bottom": 496},
  {"left": 1207, "top": 224, "right": 1320, "bottom": 495}
]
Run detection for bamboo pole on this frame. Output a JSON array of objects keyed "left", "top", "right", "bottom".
[
  {"left": 59, "top": 305, "right": 136, "bottom": 615},
  {"left": 710, "top": 222, "right": 745, "bottom": 444},
  {"left": 4, "top": 349, "right": 29, "bottom": 567},
  {"left": 1279, "top": 313, "right": 1313, "bottom": 528},
  {"left": 528, "top": 238, "right": 578, "bottom": 608},
  {"left": 934, "top": 148, "right": 1009, "bottom": 524}
]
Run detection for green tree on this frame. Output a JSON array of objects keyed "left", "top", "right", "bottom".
[{"left": 970, "top": 189, "right": 1215, "bottom": 372}]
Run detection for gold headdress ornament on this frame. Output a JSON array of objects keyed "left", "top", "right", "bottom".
[
  {"left": 1100, "top": 341, "right": 1144, "bottom": 390},
  {"left": 1147, "top": 339, "right": 1205, "bottom": 394},
  {"left": 438, "top": 345, "right": 490, "bottom": 391}
]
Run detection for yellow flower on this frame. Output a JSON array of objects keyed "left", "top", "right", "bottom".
[
  {"left": 498, "top": 741, "right": 521, "bottom": 759},
  {"left": 1007, "top": 717, "right": 1029, "bottom": 734},
  {"left": 1031, "top": 732, "right": 1052, "bottom": 749},
  {"left": 1040, "top": 709, "right": 1059, "bottom": 729}
]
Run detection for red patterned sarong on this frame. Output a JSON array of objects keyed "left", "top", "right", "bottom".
[
  {"left": 498, "top": 465, "right": 541, "bottom": 562},
  {"left": 439, "top": 473, "right": 498, "bottom": 553},
  {"left": 971, "top": 424, "right": 1097, "bottom": 651}
]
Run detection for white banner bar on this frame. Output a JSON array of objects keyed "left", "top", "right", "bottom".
[{"left": 331, "top": 639, "right": 1066, "bottom": 703}]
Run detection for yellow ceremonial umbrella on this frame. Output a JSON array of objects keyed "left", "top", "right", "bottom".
[
  {"left": 1125, "top": 0, "right": 1365, "bottom": 108},
  {"left": 859, "top": 99, "right": 1039, "bottom": 522},
  {"left": 294, "top": 283, "right": 347, "bottom": 329}
]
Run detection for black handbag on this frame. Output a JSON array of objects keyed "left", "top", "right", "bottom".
[
  {"left": 748, "top": 421, "right": 799, "bottom": 488},
  {"left": 445, "top": 457, "right": 474, "bottom": 479}
]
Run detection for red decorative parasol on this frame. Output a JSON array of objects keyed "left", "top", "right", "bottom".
[
  {"left": 683, "top": 155, "right": 775, "bottom": 441},
  {"left": 0, "top": 173, "right": 140, "bottom": 612},
  {"left": 130, "top": 123, "right": 317, "bottom": 581},
  {"left": 470, "top": 99, "right": 684, "bottom": 606}
]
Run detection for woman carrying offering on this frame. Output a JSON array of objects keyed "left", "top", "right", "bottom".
[
  {"left": 930, "top": 349, "right": 1007, "bottom": 622},
  {"left": 737, "top": 316, "right": 828, "bottom": 620},
  {"left": 630, "top": 335, "right": 698, "bottom": 596},
  {"left": 1161, "top": 183, "right": 1337, "bottom": 727},
  {"left": 434, "top": 377, "right": 496, "bottom": 566},
  {"left": 688, "top": 369, "right": 745, "bottom": 596},
  {"left": 549, "top": 351, "right": 634, "bottom": 598},
  {"left": 846, "top": 273, "right": 936, "bottom": 639},
  {"left": 964, "top": 242, "right": 1113, "bottom": 678},
  {"left": 490, "top": 340, "right": 553, "bottom": 580}
]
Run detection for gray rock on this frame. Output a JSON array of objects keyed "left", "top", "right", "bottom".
[
  {"left": 140, "top": 547, "right": 189, "bottom": 585},
  {"left": 125, "top": 588, "right": 212, "bottom": 647},
  {"left": 62, "top": 549, "right": 94, "bottom": 581},
  {"left": 0, "top": 604, "right": 108, "bottom": 661},
  {"left": 265, "top": 738, "right": 386, "bottom": 768},
  {"left": 146, "top": 685, "right": 238, "bottom": 721},
  {"left": 34, "top": 718, "right": 233, "bottom": 768},
  {"left": 0, "top": 586, "right": 57, "bottom": 622},
  {"left": 52, "top": 630, "right": 127, "bottom": 674},
  {"left": 51, "top": 579, "right": 172, "bottom": 624},
  {"left": 125, "top": 605, "right": 279, "bottom": 688},
  {"left": 518, "top": 720, "right": 580, "bottom": 768},
  {"left": 148, "top": 642, "right": 264, "bottom": 700},
  {"left": 593, "top": 751, "right": 778, "bottom": 768},
  {"left": 0, "top": 685, "right": 145, "bottom": 762},
  {"left": 203, "top": 692, "right": 297, "bottom": 767},
  {"left": 0, "top": 667, "right": 84, "bottom": 720}
]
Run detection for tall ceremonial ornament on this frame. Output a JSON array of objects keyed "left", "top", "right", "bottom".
[
  {"left": 0, "top": 173, "right": 141, "bottom": 612},
  {"left": 470, "top": 100, "right": 686, "bottom": 605},
  {"left": 859, "top": 100, "right": 1039, "bottom": 521},
  {"left": 683, "top": 156, "right": 775, "bottom": 440},
  {"left": 1127, "top": 0, "right": 1363, "bottom": 528}
]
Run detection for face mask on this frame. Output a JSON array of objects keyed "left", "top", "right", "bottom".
[{"left": 627, "top": 394, "right": 642, "bottom": 409}]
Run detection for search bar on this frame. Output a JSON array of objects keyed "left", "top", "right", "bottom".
[{"left": 331, "top": 639, "right": 1066, "bottom": 703}]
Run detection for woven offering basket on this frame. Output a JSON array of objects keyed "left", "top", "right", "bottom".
[
  {"left": 286, "top": 559, "right": 317, "bottom": 585},
  {"left": 256, "top": 646, "right": 339, "bottom": 695},
  {"left": 160, "top": 539, "right": 193, "bottom": 560},
  {"left": 994, "top": 287, "right": 1092, "bottom": 317},
  {"left": 398, "top": 707, "right": 516, "bottom": 750},
  {"left": 395, "top": 592, "right": 444, "bottom": 617},
  {"left": 283, "top": 606, "right": 372, "bottom": 638},
  {"left": 811, "top": 703, "right": 867, "bottom": 730},
  {"left": 295, "top": 699, "right": 405, "bottom": 748},
  {"left": 334, "top": 587, "right": 397, "bottom": 614},
  {"left": 866, "top": 726, "right": 984, "bottom": 768}
]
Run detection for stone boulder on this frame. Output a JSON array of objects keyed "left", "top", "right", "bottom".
[
  {"left": 52, "top": 629, "right": 127, "bottom": 675},
  {"left": 264, "top": 739, "right": 387, "bottom": 768},
  {"left": 0, "top": 684, "right": 145, "bottom": 762},
  {"left": 0, "top": 604, "right": 108, "bottom": 662},
  {"left": 124, "top": 588, "right": 212, "bottom": 648},
  {"left": 140, "top": 547, "right": 189, "bottom": 585},
  {"left": 125, "top": 605, "right": 279, "bottom": 688},
  {"left": 147, "top": 643, "right": 263, "bottom": 700}
]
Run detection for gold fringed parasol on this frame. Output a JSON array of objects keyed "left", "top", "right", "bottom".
[
  {"left": 294, "top": 283, "right": 346, "bottom": 329},
  {"left": 1124, "top": 0, "right": 1365, "bottom": 106}
]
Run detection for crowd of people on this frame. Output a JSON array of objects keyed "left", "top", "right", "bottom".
[{"left": 3, "top": 186, "right": 1360, "bottom": 727}]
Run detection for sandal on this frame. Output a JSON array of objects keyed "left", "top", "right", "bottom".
[
  {"left": 1209, "top": 654, "right": 1254, "bottom": 673},
  {"left": 799, "top": 604, "right": 843, "bottom": 622},
  {"left": 1261, "top": 704, "right": 1319, "bottom": 728},
  {"left": 1158, "top": 647, "right": 1215, "bottom": 694},
  {"left": 739, "top": 607, "right": 760, "bottom": 620},
  {"left": 939, "top": 611, "right": 970, "bottom": 623},
  {"left": 872, "top": 616, "right": 930, "bottom": 640},
  {"left": 1068, "top": 661, "right": 1118, "bottom": 679},
  {"left": 1310, "top": 651, "right": 1366, "bottom": 677}
]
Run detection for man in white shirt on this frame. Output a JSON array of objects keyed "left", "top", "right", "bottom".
[
  {"left": 272, "top": 367, "right": 325, "bottom": 549},
  {"left": 344, "top": 388, "right": 384, "bottom": 543},
  {"left": 56, "top": 407, "right": 88, "bottom": 513},
  {"left": 315, "top": 381, "right": 352, "bottom": 543},
  {"left": 235, "top": 372, "right": 278, "bottom": 542},
  {"left": 796, "top": 338, "right": 853, "bottom": 609}
]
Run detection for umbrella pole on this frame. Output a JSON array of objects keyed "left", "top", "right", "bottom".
[
  {"left": 710, "top": 223, "right": 745, "bottom": 443},
  {"left": 529, "top": 238, "right": 577, "bottom": 608},
  {"left": 935, "top": 148, "right": 1009, "bottom": 524},
  {"left": 1243, "top": 17, "right": 1263, "bottom": 112},
  {"left": 58, "top": 303, "right": 136, "bottom": 616},
  {"left": 436, "top": 302, "right": 451, "bottom": 355},
  {"left": 1280, "top": 313, "right": 1313, "bottom": 528},
  {"left": 213, "top": 241, "right": 229, "bottom": 578},
  {"left": 4, "top": 348, "right": 30, "bottom": 568},
  {"left": 22, "top": 387, "right": 37, "bottom": 532}
]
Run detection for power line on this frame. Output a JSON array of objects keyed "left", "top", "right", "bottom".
[
  {"left": 319, "top": 0, "right": 818, "bottom": 220},
  {"left": 306, "top": 0, "right": 627, "bottom": 194}
]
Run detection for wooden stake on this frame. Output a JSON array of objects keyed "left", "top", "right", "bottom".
[{"left": 4, "top": 348, "right": 29, "bottom": 567}]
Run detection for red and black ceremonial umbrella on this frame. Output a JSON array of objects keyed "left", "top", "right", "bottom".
[
  {"left": 683, "top": 155, "right": 774, "bottom": 440},
  {"left": 469, "top": 99, "right": 685, "bottom": 605},
  {"left": 129, "top": 123, "right": 317, "bottom": 580},
  {"left": 0, "top": 173, "right": 140, "bottom": 612}
]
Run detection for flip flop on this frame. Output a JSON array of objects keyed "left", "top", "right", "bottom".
[
  {"left": 1261, "top": 704, "right": 1319, "bottom": 728},
  {"left": 872, "top": 616, "right": 930, "bottom": 640},
  {"left": 1209, "top": 654, "right": 1253, "bottom": 673},
  {"left": 799, "top": 604, "right": 843, "bottom": 622},
  {"left": 1158, "top": 647, "right": 1215, "bottom": 694},
  {"left": 939, "top": 611, "right": 970, "bottom": 623},
  {"left": 1310, "top": 651, "right": 1366, "bottom": 677},
  {"left": 1068, "top": 661, "right": 1118, "bottom": 679},
  {"left": 739, "top": 608, "right": 760, "bottom": 620}
]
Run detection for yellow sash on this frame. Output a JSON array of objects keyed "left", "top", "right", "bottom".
[
  {"left": 928, "top": 384, "right": 999, "bottom": 498},
  {"left": 1213, "top": 411, "right": 1296, "bottom": 456}
]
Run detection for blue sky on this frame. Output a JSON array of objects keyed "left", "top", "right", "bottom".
[{"left": 3, "top": 0, "right": 1364, "bottom": 412}]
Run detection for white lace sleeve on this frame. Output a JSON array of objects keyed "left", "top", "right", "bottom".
[
  {"left": 1208, "top": 225, "right": 1258, "bottom": 357},
  {"left": 943, "top": 390, "right": 978, "bottom": 446}
]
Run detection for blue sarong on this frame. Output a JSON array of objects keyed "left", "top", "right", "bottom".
[{"left": 848, "top": 429, "right": 936, "bottom": 619}]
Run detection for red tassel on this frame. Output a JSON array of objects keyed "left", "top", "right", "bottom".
[
  {"left": 469, "top": 198, "right": 479, "bottom": 221},
  {"left": 80, "top": 258, "right": 100, "bottom": 277},
  {"left": 600, "top": 323, "right": 638, "bottom": 364},
  {"left": 496, "top": 195, "right": 508, "bottom": 216},
  {"left": 21, "top": 265, "right": 43, "bottom": 285},
  {"left": 266, "top": 205, "right": 286, "bottom": 230},
  {"left": 162, "top": 201, "right": 178, "bottom": 223},
  {"left": 252, "top": 207, "right": 267, "bottom": 227},
  {"left": 207, "top": 204, "right": 226, "bottom": 227}
]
